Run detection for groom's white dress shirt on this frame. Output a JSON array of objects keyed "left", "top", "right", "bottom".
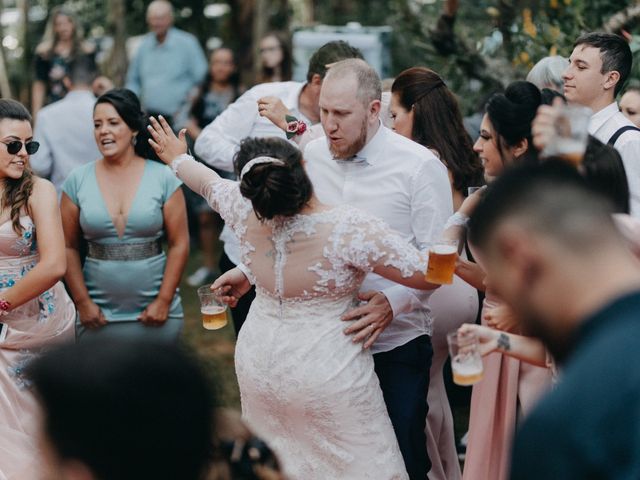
[
  {"left": 194, "top": 81, "right": 312, "bottom": 265},
  {"left": 304, "top": 124, "right": 453, "bottom": 354}
]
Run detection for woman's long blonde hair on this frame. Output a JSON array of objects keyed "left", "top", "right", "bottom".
[
  {"left": 35, "top": 6, "right": 88, "bottom": 58},
  {"left": 0, "top": 100, "right": 35, "bottom": 235}
]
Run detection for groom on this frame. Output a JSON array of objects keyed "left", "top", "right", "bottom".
[{"left": 217, "top": 59, "right": 452, "bottom": 478}]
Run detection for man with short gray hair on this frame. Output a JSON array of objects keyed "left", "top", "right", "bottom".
[
  {"left": 304, "top": 58, "right": 452, "bottom": 478},
  {"left": 125, "top": 0, "right": 207, "bottom": 125}
]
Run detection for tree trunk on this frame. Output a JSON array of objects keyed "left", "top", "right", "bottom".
[
  {"left": 17, "top": 0, "right": 30, "bottom": 103},
  {"left": 104, "top": 0, "right": 128, "bottom": 87},
  {"left": 227, "top": 0, "right": 255, "bottom": 86},
  {"left": 253, "top": 0, "right": 269, "bottom": 81},
  {"left": 291, "top": 0, "right": 314, "bottom": 25},
  {"left": 0, "top": 2, "right": 12, "bottom": 99}
]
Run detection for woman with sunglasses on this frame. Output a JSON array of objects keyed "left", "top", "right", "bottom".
[
  {"left": 0, "top": 99, "right": 76, "bottom": 478},
  {"left": 60, "top": 89, "right": 188, "bottom": 343}
]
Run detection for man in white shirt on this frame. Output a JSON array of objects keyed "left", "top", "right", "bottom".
[
  {"left": 216, "top": 59, "right": 453, "bottom": 478},
  {"left": 194, "top": 41, "right": 363, "bottom": 334},
  {"left": 32, "top": 57, "right": 101, "bottom": 193},
  {"left": 562, "top": 32, "right": 640, "bottom": 216}
]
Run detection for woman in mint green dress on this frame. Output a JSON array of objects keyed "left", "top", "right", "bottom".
[{"left": 61, "top": 89, "right": 188, "bottom": 341}]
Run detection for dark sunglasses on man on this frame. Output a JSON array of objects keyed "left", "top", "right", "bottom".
[{"left": 1, "top": 140, "right": 40, "bottom": 155}]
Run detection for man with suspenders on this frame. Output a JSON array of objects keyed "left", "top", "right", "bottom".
[{"left": 563, "top": 32, "right": 640, "bottom": 216}]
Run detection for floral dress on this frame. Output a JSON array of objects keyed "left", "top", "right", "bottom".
[{"left": 0, "top": 216, "right": 76, "bottom": 479}]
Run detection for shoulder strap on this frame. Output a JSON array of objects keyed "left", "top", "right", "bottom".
[{"left": 608, "top": 125, "right": 640, "bottom": 146}]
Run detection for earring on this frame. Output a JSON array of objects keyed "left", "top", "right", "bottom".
[{"left": 131, "top": 135, "right": 137, "bottom": 146}]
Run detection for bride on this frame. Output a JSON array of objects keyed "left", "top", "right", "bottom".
[{"left": 148, "top": 116, "right": 438, "bottom": 479}]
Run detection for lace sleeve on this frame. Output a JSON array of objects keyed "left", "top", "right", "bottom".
[
  {"left": 172, "top": 154, "right": 252, "bottom": 233},
  {"left": 333, "top": 207, "right": 427, "bottom": 278}
]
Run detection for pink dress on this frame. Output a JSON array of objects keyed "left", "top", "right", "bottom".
[
  {"left": 461, "top": 288, "right": 552, "bottom": 480},
  {"left": 0, "top": 217, "right": 76, "bottom": 479},
  {"left": 426, "top": 251, "right": 478, "bottom": 480}
]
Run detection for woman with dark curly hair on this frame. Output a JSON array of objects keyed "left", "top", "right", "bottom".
[{"left": 0, "top": 99, "right": 75, "bottom": 478}]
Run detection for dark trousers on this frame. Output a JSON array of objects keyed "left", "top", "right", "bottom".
[
  {"left": 219, "top": 251, "right": 256, "bottom": 336},
  {"left": 373, "top": 335, "right": 432, "bottom": 479}
]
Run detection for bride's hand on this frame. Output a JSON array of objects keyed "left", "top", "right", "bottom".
[{"left": 147, "top": 115, "right": 188, "bottom": 165}]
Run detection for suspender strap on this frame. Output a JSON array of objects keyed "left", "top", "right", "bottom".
[{"left": 608, "top": 125, "right": 640, "bottom": 146}]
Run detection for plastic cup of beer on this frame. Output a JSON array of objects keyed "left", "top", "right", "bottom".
[
  {"left": 541, "top": 104, "right": 592, "bottom": 165},
  {"left": 425, "top": 239, "right": 459, "bottom": 284},
  {"left": 197, "top": 285, "right": 228, "bottom": 330},
  {"left": 447, "top": 330, "right": 484, "bottom": 386}
]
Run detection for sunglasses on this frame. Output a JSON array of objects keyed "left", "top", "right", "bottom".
[{"left": 1, "top": 140, "right": 40, "bottom": 155}]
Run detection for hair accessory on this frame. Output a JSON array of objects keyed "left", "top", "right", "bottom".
[
  {"left": 412, "top": 78, "right": 446, "bottom": 107},
  {"left": 0, "top": 299, "right": 11, "bottom": 316},
  {"left": 240, "top": 156, "right": 286, "bottom": 180},
  {"left": 285, "top": 115, "right": 308, "bottom": 140}
]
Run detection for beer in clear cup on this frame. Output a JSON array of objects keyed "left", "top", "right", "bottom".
[
  {"left": 197, "top": 285, "right": 228, "bottom": 330},
  {"left": 447, "top": 330, "right": 484, "bottom": 386},
  {"left": 425, "top": 240, "right": 458, "bottom": 284}
]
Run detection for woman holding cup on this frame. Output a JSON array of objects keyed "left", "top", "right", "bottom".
[
  {"left": 446, "top": 81, "right": 554, "bottom": 480},
  {"left": 390, "top": 67, "right": 484, "bottom": 480}
]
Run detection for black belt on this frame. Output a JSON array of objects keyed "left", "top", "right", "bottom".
[{"left": 87, "top": 240, "right": 162, "bottom": 261}]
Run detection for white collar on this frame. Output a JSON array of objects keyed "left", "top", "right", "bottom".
[
  {"left": 357, "top": 121, "right": 386, "bottom": 165},
  {"left": 588, "top": 102, "right": 619, "bottom": 135}
]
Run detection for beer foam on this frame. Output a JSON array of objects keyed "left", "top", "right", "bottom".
[
  {"left": 431, "top": 244, "right": 458, "bottom": 255},
  {"left": 452, "top": 359, "right": 483, "bottom": 376},
  {"left": 201, "top": 305, "right": 226, "bottom": 314}
]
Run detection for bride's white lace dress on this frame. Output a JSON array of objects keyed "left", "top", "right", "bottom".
[{"left": 175, "top": 156, "right": 428, "bottom": 479}]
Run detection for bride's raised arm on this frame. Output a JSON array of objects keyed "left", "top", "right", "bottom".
[{"left": 147, "top": 116, "right": 238, "bottom": 215}]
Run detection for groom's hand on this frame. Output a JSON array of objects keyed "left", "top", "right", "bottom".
[
  {"left": 342, "top": 291, "right": 393, "bottom": 349},
  {"left": 211, "top": 267, "right": 251, "bottom": 308}
]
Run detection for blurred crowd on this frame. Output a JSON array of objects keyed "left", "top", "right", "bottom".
[{"left": 0, "top": 1, "right": 639, "bottom": 479}]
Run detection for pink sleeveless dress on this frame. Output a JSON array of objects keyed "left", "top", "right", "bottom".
[
  {"left": 0, "top": 217, "right": 76, "bottom": 479},
  {"left": 462, "top": 249, "right": 553, "bottom": 480}
]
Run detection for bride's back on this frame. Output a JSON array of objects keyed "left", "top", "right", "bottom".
[{"left": 242, "top": 205, "right": 374, "bottom": 300}]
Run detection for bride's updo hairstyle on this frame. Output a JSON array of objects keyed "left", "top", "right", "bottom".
[
  {"left": 485, "top": 80, "right": 541, "bottom": 166},
  {"left": 235, "top": 137, "right": 313, "bottom": 220}
]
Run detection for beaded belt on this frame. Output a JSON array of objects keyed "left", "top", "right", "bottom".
[{"left": 87, "top": 240, "right": 162, "bottom": 261}]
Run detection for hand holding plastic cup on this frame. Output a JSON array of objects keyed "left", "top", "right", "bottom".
[
  {"left": 197, "top": 284, "right": 228, "bottom": 330},
  {"left": 447, "top": 329, "right": 484, "bottom": 386},
  {"left": 540, "top": 103, "right": 592, "bottom": 164},
  {"left": 425, "top": 239, "right": 459, "bottom": 285}
]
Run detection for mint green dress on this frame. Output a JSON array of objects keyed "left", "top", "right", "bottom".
[{"left": 62, "top": 160, "right": 183, "bottom": 341}]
